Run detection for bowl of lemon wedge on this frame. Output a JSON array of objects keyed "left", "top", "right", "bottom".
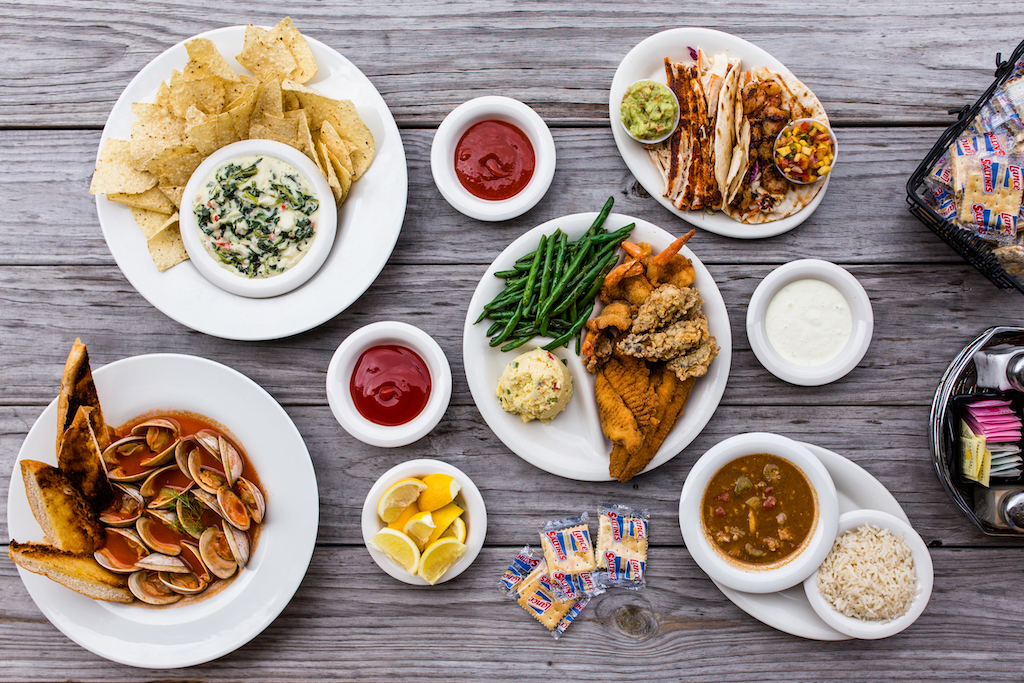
[{"left": 361, "top": 459, "right": 487, "bottom": 585}]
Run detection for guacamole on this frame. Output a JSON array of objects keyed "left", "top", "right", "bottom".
[{"left": 620, "top": 80, "right": 679, "bottom": 141}]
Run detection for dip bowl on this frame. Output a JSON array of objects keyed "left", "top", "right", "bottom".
[
  {"left": 326, "top": 321, "right": 452, "bottom": 448},
  {"left": 746, "top": 259, "right": 873, "bottom": 387},
  {"left": 803, "top": 509, "right": 933, "bottom": 639},
  {"left": 430, "top": 96, "right": 556, "bottom": 222},
  {"left": 179, "top": 139, "right": 338, "bottom": 299},
  {"left": 619, "top": 79, "right": 681, "bottom": 145},
  {"left": 679, "top": 432, "right": 839, "bottom": 594},
  {"left": 360, "top": 458, "right": 487, "bottom": 586},
  {"left": 774, "top": 118, "right": 838, "bottom": 185}
]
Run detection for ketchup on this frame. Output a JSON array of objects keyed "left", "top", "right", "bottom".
[
  {"left": 350, "top": 345, "right": 432, "bottom": 426},
  {"left": 454, "top": 119, "right": 535, "bottom": 200}
]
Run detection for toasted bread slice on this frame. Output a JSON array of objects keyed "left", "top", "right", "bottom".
[
  {"left": 57, "top": 406, "right": 113, "bottom": 510},
  {"left": 57, "top": 339, "right": 110, "bottom": 453},
  {"left": 8, "top": 541, "right": 133, "bottom": 603},
  {"left": 20, "top": 460, "right": 103, "bottom": 554}
]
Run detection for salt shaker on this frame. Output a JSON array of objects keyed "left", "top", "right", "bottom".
[
  {"left": 973, "top": 344, "right": 1024, "bottom": 392},
  {"left": 974, "top": 485, "right": 1024, "bottom": 530}
]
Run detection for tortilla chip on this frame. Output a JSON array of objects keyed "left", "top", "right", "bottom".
[
  {"left": 237, "top": 24, "right": 298, "bottom": 82},
  {"left": 248, "top": 114, "right": 301, "bottom": 147},
  {"left": 224, "top": 74, "right": 257, "bottom": 103},
  {"left": 253, "top": 79, "right": 284, "bottom": 120},
  {"left": 154, "top": 81, "right": 172, "bottom": 110},
  {"left": 286, "top": 109, "right": 321, "bottom": 169},
  {"left": 281, "top": 80, "right": 374, "bottom": 178},
  {"left": 107, "top": 186, "right": 175, "bottom": 214},
  {"left": 159, "top": 185, "right": 185, "bottom": 209},
  {"left": 129, "top": 103, "right": 186, "bottom": 169},
  {"left": 144, "top": 145, "right": 204, "bottom": 186},
  {"left": 283, "top": 90, "right": 301, "bottom": 112},
  {"left": 168, "top": 71, "right": 226, "bottom": 118},
  {"left": 56, "top": 339, "right": 110, "bottom": 454},
  {"left": 270, "top": 17, "right": 317, "bottom": 83},
  {"left": 319, "top": 120, "right": 353, "bottom": 177},
  {"left": 131, "top": 207, "right": 174, "bottom": 239},
  {"left": 324, "top": 144, "right": 352, "bottom": 202},
  {"left": 147, "top": 214, "right": 188, "bottom": 271},
  {"left": 90, "top": 139, "right": 158, "bottom": 195},
  {"left": 184, "top": 106, "right": 219, "bottom": 156},
  {"left": 223, "top": 84, "right": 259, "bottom": 140},
  {"left": 183, "top": 38, "right": 240, "bottom": 82},
  {"left": 317, "top": 140, "right": 343, "bottom": 203}
]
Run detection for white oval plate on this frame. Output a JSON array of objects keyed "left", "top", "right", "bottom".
[
  {"left": 463, "top": 212, "right": 732, "bottom": 481},
  {"left": 710, "top": 442, "right": 908, "bottom": 640},
  {"left": 609, "top": 28, "right": 829, "bottom": 239},
  {"left": 95, "top": 26, "right": 407, "bottom": 340},
  {"left": 6, "top": 354, "right": 319, "bottom": 668}
]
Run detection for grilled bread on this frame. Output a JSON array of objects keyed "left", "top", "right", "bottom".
[
  {"left": 20, "top": 460, "right": 103, "bottom": 554},
  {"left": 57, "top": 405, "right": 112, "bottom": 510},
  {"left": 8, "top": 541, "right": 133, "bottom": 603},
  {"left": 56, "top": 338, "right": 110, "bottom": 453}
]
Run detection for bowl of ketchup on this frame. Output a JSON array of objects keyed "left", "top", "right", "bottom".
[
  {"left": 327, "top": 321, "right": 453, "bottom": 447},
  {"left": 430, "top": 96, "right": 556, "bottom": 222}
]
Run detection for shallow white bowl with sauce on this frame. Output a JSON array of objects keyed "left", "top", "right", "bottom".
[
  {"left": 360, "top": 458, "right": 487, "bottom": 586},
  {"left": 430, "top": 96, "right": 556, "bottom": 222},
  {"left": 179, "top": 139, "right": 338, "bottom": 299},
  {"left": 746, "top": 259, "right": 873, "bottom": 386},
  {"left": 679, "top": 432, "right": 839, "bottom": 594},
  {"left": 619, "top": 79, "right": 681, "bottom": 145},
  {"left": 326, "top": 321, "right": 453, "bottom": 448},
  {"left": 803, "top": 509, "right": 933, "bottom": 639}
]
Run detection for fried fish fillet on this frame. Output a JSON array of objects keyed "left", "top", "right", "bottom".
[
  {"left": 595, "top": 355, "right": 659, "bottom": 457},
  {"left": 20, "top": 460, "right": 103, "bottom": 554},
  {"left": 613, "top": 372, "right": 696, "bottom": 482},
  {"left": 57, "top": 339, "right": 110, "bottom": 453},
  {"left": 8, "top": 541, "right": 133, "bottom": 603},
  {"left": 58, "top": 406, "right": 113, "bottom": 510}
]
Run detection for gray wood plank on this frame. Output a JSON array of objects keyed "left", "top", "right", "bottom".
[
  {"left": 0, "top": 0, "right": 1017, "bottom": 127},
  {"left": 0, "top": 127, "right": 1000, "bottom": 267},
  {"left": 0, "top": 545, "right": 1018, "bottom": 681}
]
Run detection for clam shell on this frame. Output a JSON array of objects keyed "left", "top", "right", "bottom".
[
  {"left": 134, "top": 552, "right": 189, "bottom": 573},
  {"left": 219, "top": 436, "right": 243, "bottom": 488},
  {"left": 102, "top": 436, "right": 154, "bottom": 483},
  {"left": 199, "top": 527, "right": 237, "bottom": 580},
  {"left": 98, "top": 484, "right": 144, "bottom": 527},
  {"left": 131, "top": 418, "right": 180, "bottom": 453},
  {"left": 217, "top": 486, "right": 251, "bottom": 531},
  {"left": 179, "top": 541, "right": 211, "bottom": 583},
  {"left": 93, "top": 528, "right": 148, "bottom": 574},
  {"left": 136, "top": 517, "right": 183, "bottom": 556},
  {"left": 235, "top": 478, "right": 265, "bottom": 524},
  {"left": 175, "top": 437, "right": 196, "bottom": 480},
  {"left": 175, "top": 493, "right": 207, "bottom": 539},
  {"left": 188, "top": 449, "right": 228, "bottom": 495},
  {"left": 158, "top": 571, "right": 208, "bottom": 595},
  {"left": 223, "top": 520, "right": 250, "bottom": 568},
  {"left": 129, "top": 570, "right": 182, "bottom": 606}
]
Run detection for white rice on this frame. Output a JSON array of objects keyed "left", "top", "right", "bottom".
[{"left": 816, "top": 524, "right": 918, "bottom": 621}]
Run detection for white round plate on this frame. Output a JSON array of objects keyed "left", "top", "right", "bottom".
[
  {"left": 463, "top": 212, "right": 732, "bottom": 481},
  {"left": 609, "top": 28, "right": 830, "bottom": 239},
  {"left": 360, "top": 459, "right": 487, "bottom": 585},
  {"left": 6, "top": 354, "right": 319, "bottom": 668},
  {"left": 710, "top": 442, "right": 908, "bottom": 641},
  {"left": 95, "top": 26, "right": 407, "bottom": 340}
]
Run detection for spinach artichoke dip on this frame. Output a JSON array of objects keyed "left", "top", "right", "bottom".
[{"left": 192, "top": 154, "right": 320, "bottom": 279}]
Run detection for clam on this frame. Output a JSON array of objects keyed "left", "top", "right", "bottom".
[
  {"left": 223, "top": 520, "right": 250, "bottom": 568},
  {"left": 195, "top": 429, "right": 243, "bottom": 488},
  {"left": 140, "top": 464, "right": 188, "bottom": 502},
  {"left": 136, "top": 517, "right": 183, "bottom": 556},
  {"left": 158, "top": 571, "right": 208, "bottom": 596},
  {"left": 179, "top": 541, "right": 211, "bottom": 583},
  {"left": 217, "top": 486, "right": 251, "bottom": 531},
  {"left": 187, "top": 449, "right": 228, "bottom": 494},
  {"left": 101, "top": 436, "right": 153, "bottom": 483},
  {"left": 93, "top": 527, "right": 149, "bottom": 574},
  {"left": 139, "top": 440, "right": 178, "bottom": 469},
  {"left": 175, "top": 437, "right": 196, "bottom": 480},
  {"left": 134, "top": 552, "right": 189, "bottom": 573},
  {"left": 98, "top": 484, "right": 144, "bottom": 527},
  {"left": 192, "top": 489, "right": 225, "bottom": 519},
  {"left": 199, "top": 527, "right": 237, "bottom": 579},
  {"left": 235, "top": 478, "right": 265, "bottom": 524},
  {"left": 129, "top": 570, "right": 182, "bottom": 606},
  {"left": 175, "top": 492, "right": 208, "bottom": 539},
  {"left": 131, "top": 418, "right": 180, "bottom": 453}
]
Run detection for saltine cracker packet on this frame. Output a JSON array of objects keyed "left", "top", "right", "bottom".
[{"left": 597, "top": 503, "right": 649, "bottom": 589}]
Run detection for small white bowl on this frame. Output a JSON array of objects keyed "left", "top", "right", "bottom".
[
  {"left": 360, "top": 458, "right": 487, "bottom": 585},
  {"left": 429, "top": 96, "right": 556, "bottom": 222},
  {"left": 679, "top": 432, "right": 839, "bottom": 594},
  {"left": 326, "top": 321, "right": 452, "bottom": 448},
  {"left": 803, "top": 509, "right": 933, "bottom": 639},
  {"left": 747, "top": 259, "right": 873, "bottom": 386},
  {"left": 179, "top": 139, "right": 337, "bottom": 299},
  {"left": 618, "top": 79, "right": 681, "bottom": 145},
  {"left": 774, "top": 118, "right": 838, "bottom": 185}
]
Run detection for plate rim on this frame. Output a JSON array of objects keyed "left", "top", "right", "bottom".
[
  {"left": 462, "top": 211, "right": 732, "bottom": 481},
  {"left": 94, "top": 25, "right": 408, "bottom": 340},
  {"left": 6, "top": 352, "right": 319, "bottom": 668},
  {"left": 609, "top": 27, "right": 829, "bottom": 239},
  {"left": 705, "top": 441, "right": 910, "bottom": 640}
]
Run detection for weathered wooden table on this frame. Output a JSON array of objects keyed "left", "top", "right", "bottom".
[{"left": 2, "top": 2, "right": 1023, "bottom": 680}]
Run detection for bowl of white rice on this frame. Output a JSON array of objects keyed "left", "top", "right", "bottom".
[{"left": 803, "top": 509, "right": 933, "bottom": 639}]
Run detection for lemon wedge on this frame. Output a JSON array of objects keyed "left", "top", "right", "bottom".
[
  {"left": 387, "top": 500, "right": 420, "bottom": 531},
  {"left": 439, "top": 516, "right": 466, "bottom": 543},
  {"left": 417, "top": 473, "right": 461, "bottom": 512},
  {"left": 377, "top": 478, "right": 427, "bottom": 523},
  {"left": 418, "top": 537, "right": 467, "bottom": 585},
  {"left": 369, "top": 528, "right": 420, "bottom": 574},
  {"left": 403, "top": 511, "right": 436, "bottom": 550},
  {"left": 425, "top": 502, "right": 464, "bottom": 545}
]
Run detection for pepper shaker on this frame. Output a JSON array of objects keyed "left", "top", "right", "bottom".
[{"left": 973, "top": 344, "right": 1024, "bottom": 392}]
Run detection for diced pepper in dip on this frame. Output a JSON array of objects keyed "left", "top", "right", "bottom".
[{"left": 774, "top": 120, "right": 835, "bottom": 184}]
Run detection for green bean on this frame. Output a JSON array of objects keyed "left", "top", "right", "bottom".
[
  {"left": 591, "top": 222, "right": 635, "bottom": 244},
  {"left": 538, "top": 235, "right": 592, "bottom": 320},
  {"left": 485, "top": 321, "right": 503, "bottom": 337},
  {"left": 484, "top": 280, "right": 526, "bottom": 308},
  {"left": 501, "top": 334, "right": 536, "bottom": 353},
  {"left": 493, "top": 269, "right": 520, "bottom": 279},
  {"left": 587, "top": 196, "right": 615, "bottom": 236},
  {"left": 489, "top": 301, "right": 525, "bottom": 347},
  {"left": 551, "top": 252, "right": 618, "bottom": 316},
  {"left": 543, "top": 302, "right": 595, "bottom": 351},
  {"left": 538, "top": 230, "right": 557, "bottom": 310},
  {"left": 521, "top": 235, "right": 545, "bottom": 313}
]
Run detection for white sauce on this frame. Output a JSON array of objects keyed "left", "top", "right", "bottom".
[{"left": 765, "top": 279, "right": 852, "bottom": 367}]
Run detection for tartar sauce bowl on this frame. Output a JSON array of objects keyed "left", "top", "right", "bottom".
[
  {"left": 746, "top": 259, "right": 873, "bottom": 387},
  {"left": 326, "top": 321, "right": 452, "bottom": 448},
  {"left": 429, "top": 96, "right": 556, "bottom": 222},
  {"left": 361, "top": 458, "right": 487, "bottom": 586},
  {"left": 619, "top": 79, "right": 681, "bottom": 145},
  {"left": 179, "top": 139, "right": 338, "bottom": 299},
  {"left": 679, "top": 432, "right": 839, "bottom": 594},
  {"left": 803, "top": 509, "right": 933, "bottom": 639}
]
